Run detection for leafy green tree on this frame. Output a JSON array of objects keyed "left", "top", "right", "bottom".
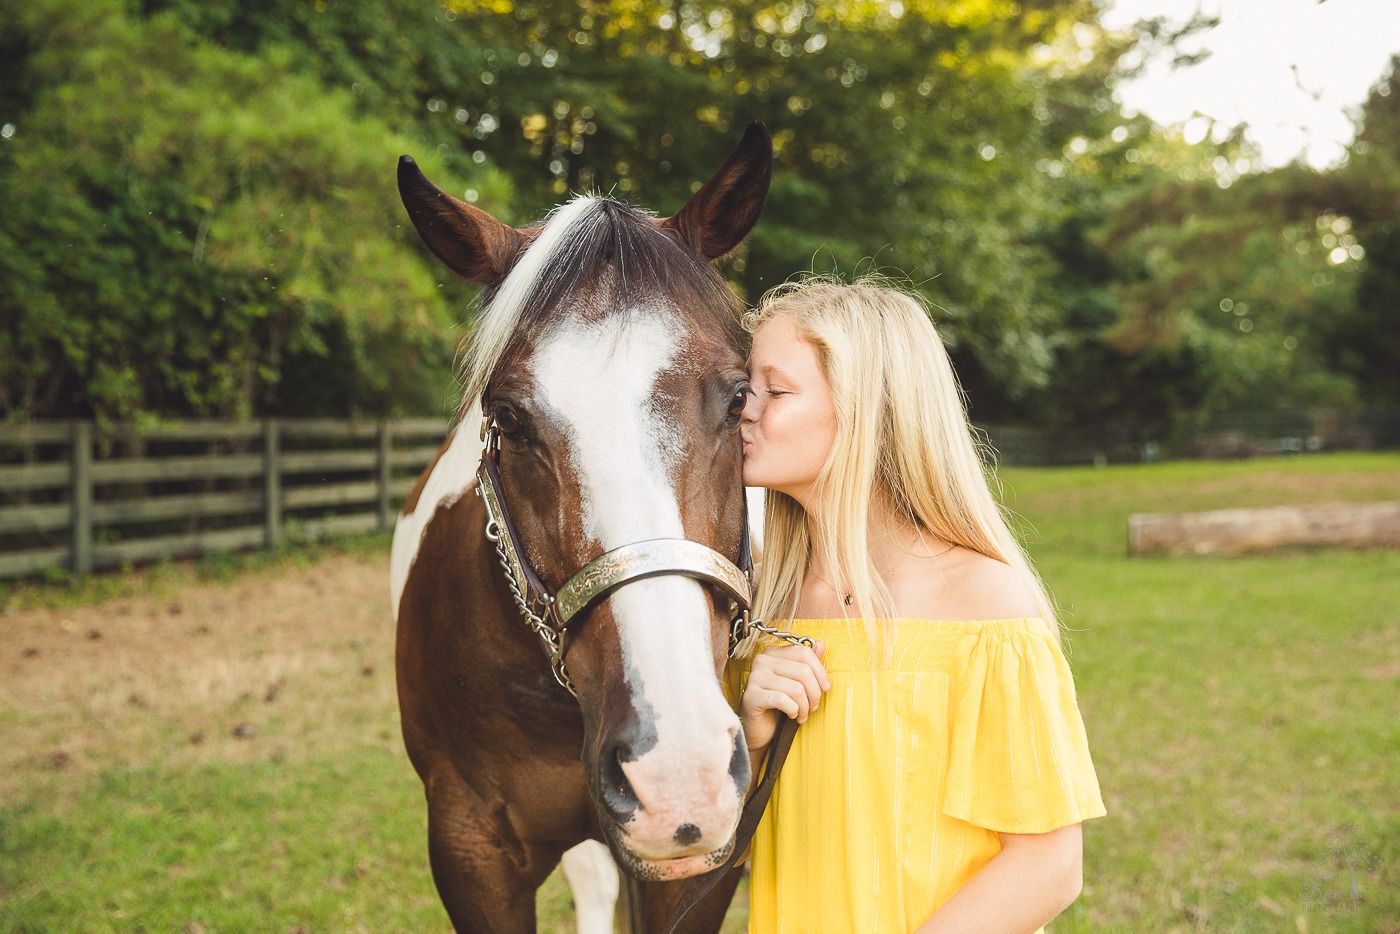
[
  {"left": 142, "top": 0, "right": 1116, "bottom": 406},
  {"left": 1325, "top": 56, "right": 1400, "bottom": 404},
  {"left": 0, "top": 0, "right": 511, "bottom": 421},
  {"left": 1075, "top": 103, "right": 1368, "bottom": 434},
  {"left": 8, "top": 0, "right": 1384, "bottom": 434},
  {"left": 454, "top": 0, "right": 1112, "bottom": 407},
  {"left": 964, "top": 16, "right": 1229, "bottom": 433}
]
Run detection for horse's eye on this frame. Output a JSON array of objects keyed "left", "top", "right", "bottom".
[
  {"left": 494, "top": 407, "right": 522, "bottom": 436},
  {"left": 725, "top": 384, "right": 750, "bottom": 424}
]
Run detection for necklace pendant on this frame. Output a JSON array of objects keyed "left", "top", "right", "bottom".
[{"left": 843, "top": 593, "right": 853, "bottom": 606}]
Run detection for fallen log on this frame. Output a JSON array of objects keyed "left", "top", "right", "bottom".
[{"left": 1128, "top": 501, "right": 1400, "bottom": 556}]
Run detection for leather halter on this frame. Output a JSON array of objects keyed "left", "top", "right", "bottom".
[{"left": 474, "top": 413, "right": 766, "bottom": 698}]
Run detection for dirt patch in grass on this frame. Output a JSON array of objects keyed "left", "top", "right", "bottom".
[{"left": 0, "top": 550, "right": 398, "bottom": 804}]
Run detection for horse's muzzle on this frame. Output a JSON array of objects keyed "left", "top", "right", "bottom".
[{"left": 593, "top": 712, "right": 749, "bottom": 874}]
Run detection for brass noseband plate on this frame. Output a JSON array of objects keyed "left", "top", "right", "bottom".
[{"left": 555, "top": 538, "right": 753, "bottom": 628}]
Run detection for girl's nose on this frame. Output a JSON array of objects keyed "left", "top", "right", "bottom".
[{"left": 740, "top": 388, "right": 760, "bottom": 424}]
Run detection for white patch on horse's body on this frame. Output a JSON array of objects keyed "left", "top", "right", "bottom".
[
  {"left": 534, "top": 313, "right": 742, "bottom": 856},
  {"left": 389, "top": 425, "right": 485, "bottom": 621},
  {"left": 560, "top": 840, "right": 619, "bottom": 934}
]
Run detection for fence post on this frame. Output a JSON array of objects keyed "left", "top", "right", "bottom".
[
  {"left": 377, "top": 421, "right": 392, "bottom": 530},
  {"left": 263, "top": 419, "right": 281, "bottom": 548},
  {"left": 70, "top": 421, "right": 93, "bottom": 574}
]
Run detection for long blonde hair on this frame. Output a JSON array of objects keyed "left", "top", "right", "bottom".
[{"left": 742, "top": 276, "right": 1057, "bottom": 650}]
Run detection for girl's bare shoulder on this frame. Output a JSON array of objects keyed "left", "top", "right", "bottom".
[{"left": 899, "top": 547, "right": 1044, "bottom": 625}]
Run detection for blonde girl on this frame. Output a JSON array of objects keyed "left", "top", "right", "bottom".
[{"left": 734, "top": 278, "right": 1106, "bottom": 933}]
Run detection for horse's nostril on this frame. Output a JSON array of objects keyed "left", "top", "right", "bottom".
[
  {"left": 674, "top": 823, "right": 702, "bottom": 846},
  {"left": 599, "top": 743, "right": 640, "bottom": 822}
]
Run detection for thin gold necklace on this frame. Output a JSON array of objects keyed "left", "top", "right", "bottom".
[{"left": 809, "top": 542, "right": 956, "bottom": 606}]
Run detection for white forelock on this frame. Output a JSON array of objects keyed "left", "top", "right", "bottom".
[{"left": 462, "top": 195, "right": 606, "bottom": 406}]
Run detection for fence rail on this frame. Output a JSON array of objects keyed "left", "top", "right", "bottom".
[
  {"left": 0, "top": 418, "right": 452, "bottom": 580},
  {"left": 981, "top": 407, "right": 1400, "bottom": 467}
]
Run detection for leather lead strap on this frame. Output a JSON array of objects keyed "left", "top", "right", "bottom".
[
  {"left": 738, "top": 494, "right": 754, "bottom": 582},
  {"left": 662, "top": 714, "right": 798, "bottom": 932}
]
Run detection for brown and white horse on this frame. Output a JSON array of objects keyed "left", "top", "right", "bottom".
[{"left": 390, "top": 124, "right": 772, "bottom": 932}]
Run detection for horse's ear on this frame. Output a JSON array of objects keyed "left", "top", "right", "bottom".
[
  {"left": 397, "top": 156, "right": 524, "bottom": 286},
  {"left": 661, "top": 121, "right": 772, "bottom": 261}
]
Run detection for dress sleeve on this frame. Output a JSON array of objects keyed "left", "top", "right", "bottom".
[{"left": 943, "top": 621, "right": 1107, "bottom": 834}]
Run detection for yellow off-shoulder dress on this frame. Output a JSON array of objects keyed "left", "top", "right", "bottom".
[{"left": 736, "top": 618, "right": 1107, "bottom": 934}]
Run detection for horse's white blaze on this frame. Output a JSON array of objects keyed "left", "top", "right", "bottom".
[
  {"left": 389, "top": 425, "right": 485, "bottom": 621},
  {"left": 560, "top": 840, "right": 619, "bottom": 934},
  {"left": 534, "top": 313, "right": 741, "bottom": 849}
]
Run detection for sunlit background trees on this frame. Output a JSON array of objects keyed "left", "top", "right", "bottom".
[{"left": 2, "top": 0, "right": 1395, "bottom": 447}]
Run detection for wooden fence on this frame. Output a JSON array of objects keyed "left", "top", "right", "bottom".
[{"left": 0, "top": 419, "right": 451, "bottom": 580}]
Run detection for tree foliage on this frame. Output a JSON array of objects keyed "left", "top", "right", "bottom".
[
  {"left": 125, "top": 0, "right": 1117, "bottom": 411},
  {"left": 1081, "top": 53, "right": 1400, "bottom": 426},
  {"left": 0, "top": 0, "right": 509, "bottom": 421},
  {"left": 1, "top": 0, "right": 1394, "bottom": 432},
  {"left": 1326, "top": 56, "right": 1400, "bottom": 404}
]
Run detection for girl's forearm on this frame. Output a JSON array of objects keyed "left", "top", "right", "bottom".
[{"left": 913, "top": 827, "right": 1083, "bottom": 934}]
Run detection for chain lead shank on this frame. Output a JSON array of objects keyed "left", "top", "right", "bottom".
[{"left": 745, "top": 618, "right": 815, "bottom": 649}]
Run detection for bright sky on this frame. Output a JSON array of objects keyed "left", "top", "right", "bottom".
[{"left": 1100, "top": 0, "right": 1400, "bottom": 169}]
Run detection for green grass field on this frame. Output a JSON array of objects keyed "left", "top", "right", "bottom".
[
  {"left": 1002, "top": 454, "right": 1400, "bottom": 934},
  {"left": 2, "top": 453, "right": 1396, "bottom": 932}
]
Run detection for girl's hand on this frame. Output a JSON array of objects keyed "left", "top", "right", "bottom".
[{"left": 738, "top": 640, "right": 829, "bottom": 754}]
